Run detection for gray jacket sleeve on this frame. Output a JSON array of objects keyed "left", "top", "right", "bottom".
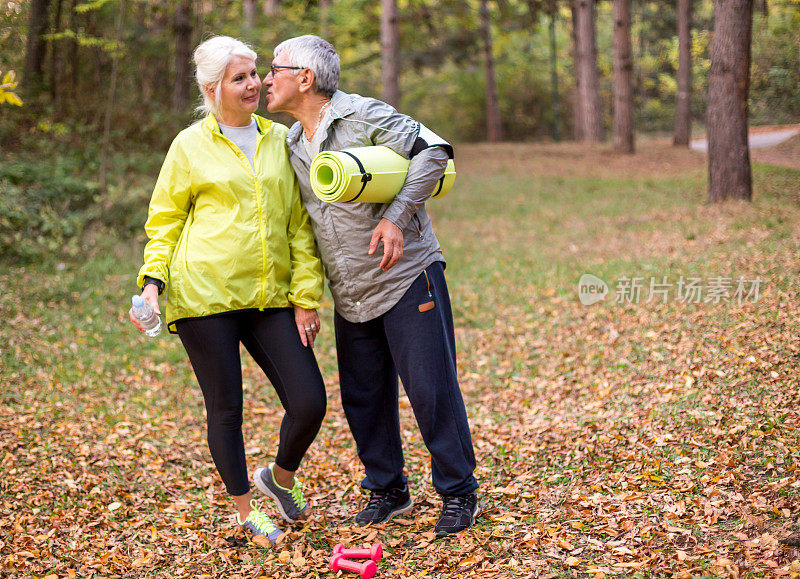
[
  {"left": 356, "top": 98, "right": 453, "bottom": 231},
  {"left": 381, "top": 146, "right": 448, "bottom": 230},
  {"left": 359, "top": 97, "right": 419, "bottom": 156}
]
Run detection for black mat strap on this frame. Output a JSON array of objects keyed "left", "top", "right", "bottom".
[
  {"left": 432, "top": 175, "right": 446, "bottom": 198},
  {"left": 340, "top": 150, "right": 372, "bottom": 202}
]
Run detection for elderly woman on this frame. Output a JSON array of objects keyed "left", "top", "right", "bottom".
[
  {"left": 129, "top": 36, "right": 326, "bottom": 544},
  {"left": 260, "top": 35, "right": 480, "bottom": 537}
]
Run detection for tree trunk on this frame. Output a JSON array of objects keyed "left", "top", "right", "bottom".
[
  {"left": 480, "top": 0, "right": 502, "bottom": 142},
  {"left": 612, "top": 0, "right": 634, "bottom": 153},
  {"left": 549, "top": 3, "right": 561, "bottom": 142},
  {"left": 23, "top": 0, "right": 51, "bottom": 91},
  {"left": 264, "top": 0, "right": 280, "bottom": 15},
  {"left": 381, "top": 0, "right": 400, "bottom": 108},
  {"left": 172, "top": 0, "right": 193, "bottom": 113},
  {"left": 320, "top": 0, "right": 331, "bottom": 38},
  {"left": 99, "top": 0, "right": 126, "bottom": 194},
  {"left": 673, "top": 0, "right": 693, "bottom": 146},
  {"left": 707, "top": 0, "right": 753, "bottom": 203},
  {"left": 571, "top": 0, "right": 603, "bottom": 142},
  {"left": 243, "top": 0, "right": 257, "bottom": 24},
  {"left": 67, "top": 0, "right": 78, "bottom": 105},
  {"left": 570, "top": 7, "right": 583, "bottom": 141},
  {"left": 86, "top": 7, "right": 103, "bottom": 103},
  {"left": 50, "top": 0, "right": 64, "bottom": 107}
]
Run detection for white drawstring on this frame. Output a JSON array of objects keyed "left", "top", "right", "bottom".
[{"left": 328, "top": 102, "right": 420, "bottom": 135}]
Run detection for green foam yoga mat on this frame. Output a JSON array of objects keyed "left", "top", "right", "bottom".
[{"left": 310, "top": 146, "right": 456, "bottom": 203}]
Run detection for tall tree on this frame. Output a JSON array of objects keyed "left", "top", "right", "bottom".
[
  {"left": 707, "top": 0, "right": 753, "bottom": 202},
  {"left": 381, "top": 0, "right": 400, "bottom": 108},
  {"left": 480, "top": 0, "right": 502, "bottom": 142},
  {"left": 571, "top": 0, "right": 603, "bottom": 142},
  {"left": 673, "top": 0, "right": 693, "bottom": 146},
  {"left": 243, "top": 0, "right": 257, "bottom": 25},
  {"left": 67, "top": 0, "right": 79, "bottom": 103},
  {"left": 99, "top": 0, "right": 126, "bottom": 193},
  {"left": 320, "top": 0, "right": 332, "bottom": 38},
  {"left": 548, "top": 0, "right": 561, "bottom": 142},
  {"left": 50, "top": 0, "right": 65, "bottom": 110},
  {"left": 265, "top": 0, "right": 280, "bottom": 16},
  {"left": 570, "top": 7, "right": 583, "bottom": 140},
  {"left": 612, "top": 0, "right": 634, "bottom": 152},
  {"left": 172, "top": 0, "right": 193, "bottom": 113},
  {"left": 23, "top": 0, "right": 51, "bottom": 91}
]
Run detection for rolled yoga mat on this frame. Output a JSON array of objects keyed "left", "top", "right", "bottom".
[{"left": 310, "top": 146, "right": 456, "bottom": 203}]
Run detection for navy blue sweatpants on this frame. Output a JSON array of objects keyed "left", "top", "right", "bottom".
[{"left": 334, "top": 261, "right": 478, "bottom": 497}]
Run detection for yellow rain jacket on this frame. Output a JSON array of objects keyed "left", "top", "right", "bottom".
[{"left": 137, "top": 115, "right": 324, "bottom": 333}]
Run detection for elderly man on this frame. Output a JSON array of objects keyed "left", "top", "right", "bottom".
[{"left": 261, "top": 35, "right": 479, "bottom": 536}]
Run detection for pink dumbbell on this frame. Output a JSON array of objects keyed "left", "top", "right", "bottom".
[
  {"left": 330, "top": 553, "right": 377, "bottom": 579},
  {"left": 332, "top": 542, "right": 383, "bottom": 563}
]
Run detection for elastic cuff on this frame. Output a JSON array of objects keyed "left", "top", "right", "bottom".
[
  {"left": 227, "top": 485, "right": 252, "bottom": 496},
  {"left": 382, "top": 205, "right": 411, "bottom": 231},
  {"left": 142, "top": 276, "right": 165, "bottom": 295},
  {"left": 274, "top": 458, "right": 301, "bottom": 473}
]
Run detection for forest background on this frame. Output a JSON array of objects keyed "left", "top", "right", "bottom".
[
  {"left": 2, "top": 0, "right": 800, "bottom": 262},
  {"left": 3, "top": 1, "right": 800, "bottom": 577},
  {"left": 1, "top": 0, "right": 799, "bottom": 262}
]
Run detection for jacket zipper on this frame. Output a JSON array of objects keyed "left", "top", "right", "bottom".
[
  {"left": 412, "top": 213, "right": 424, "bottom": 240},
  {"left": 252, "top": 136, "right": 268, "bottom": 309},
  {"left": 217, "top": 127, "right": 268, "bottom": 309}
]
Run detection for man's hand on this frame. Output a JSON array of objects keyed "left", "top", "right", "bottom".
[{"left": 368, "top": 218, "right": 404, "bottom": 271}]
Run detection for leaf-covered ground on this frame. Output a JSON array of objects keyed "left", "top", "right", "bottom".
[{"left": 3, "top": 141, "right": 800, "bottom": 578}]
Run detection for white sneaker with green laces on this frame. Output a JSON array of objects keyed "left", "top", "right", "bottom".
[
  {"left": 254, "top": 463, "right": 309, "bottom": 523},
  {"left": 237, "top": 500, "right": 284, "bottom": 544}
]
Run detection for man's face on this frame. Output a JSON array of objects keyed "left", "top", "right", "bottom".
[{"left": 262, "top": 55, "right": 302, "bottom": 115}]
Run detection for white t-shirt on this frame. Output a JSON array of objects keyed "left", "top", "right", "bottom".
[
  {"left": 219, "top": 118, "right": 259, "bottom": 169},
  {"left": 302, "top": 109, "right": 331, "bottom": 160}
]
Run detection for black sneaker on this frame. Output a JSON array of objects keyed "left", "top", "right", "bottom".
[
  {"left": 435, "top": 492, "right": 480, "bottom": 537},
  {"left": 354, "top": 485, "right": 413, "bottom": 525}
]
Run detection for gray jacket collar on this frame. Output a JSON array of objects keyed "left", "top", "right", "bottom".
[{"left": 286, "top": 90, "right": 354, "bottom": 157}]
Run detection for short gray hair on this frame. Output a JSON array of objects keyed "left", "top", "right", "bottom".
[
  {"left": 273, "top": 35, "right": 339, "bottom": 98},
  {"left": 194, "top": 36, "right": 257, "bottom": 117}
]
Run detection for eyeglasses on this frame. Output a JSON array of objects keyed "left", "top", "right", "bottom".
[{"left": 269, "top": 64, "right": 306, "bottom": 76}]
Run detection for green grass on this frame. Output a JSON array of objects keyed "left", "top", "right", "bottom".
[{"left": 436, "top": 162, "right": 799, "bottom": 326}]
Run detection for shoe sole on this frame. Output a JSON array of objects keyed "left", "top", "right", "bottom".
[
  {"left": 356, "top": 498, "right": 414, "bottom": 526},
  {"left": 253, "top": 467, "right": 306, "bottom": 523},
  {"left": 242, "top": 524, "right": 284, "bottom": 545},
  {"left": 435, "top": 499, "right": 481, "bottom": 537}
]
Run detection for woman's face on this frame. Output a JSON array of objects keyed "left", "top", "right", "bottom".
[{"left": 214, "top": 55, "right": 261, "bottom": 126}]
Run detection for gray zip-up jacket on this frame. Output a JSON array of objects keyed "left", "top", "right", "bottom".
[{"left": 286, "top": 90, "right": 452, "bottom": 323}]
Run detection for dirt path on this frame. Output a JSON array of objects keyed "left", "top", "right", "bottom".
[
  {"left": 750, "top": 132, "right": 800, "bottom": 170},
  {"left": 457, "top": 125, "right": 800, "bottom": 176},
  {"left": 691, "top": 124, "right": 800, "bottom": 170},
  {"left": 690, "top": 125, "right": 800, "bottom": 151}
]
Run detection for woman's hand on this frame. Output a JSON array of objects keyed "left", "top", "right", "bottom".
[
  {"left": 129, "top": 284, "right": 161, "bottom": 332},
  {"left": 294, "top": 305, "right": 321, "bottom": 348}
]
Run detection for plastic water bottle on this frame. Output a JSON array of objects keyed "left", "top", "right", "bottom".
[{"left": 131, "top": 295, "right": 162, "bottom": 337}]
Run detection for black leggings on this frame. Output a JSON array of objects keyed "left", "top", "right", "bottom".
[{"left": 175, "top": 308, "right": 326, "bottom": 496}]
